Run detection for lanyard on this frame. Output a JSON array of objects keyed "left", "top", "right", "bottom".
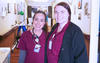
[
  {"left": 32, "top": 29, "right": 39, "bottom": 44},
  {"left": 51, "top": 34, "right": 55, "bottom": 41},
  {"left": 32, "top": 35, "right": 39, "bottom": 43},
  {"left": 49, "top": 34, "right": 55, "bottom": 50},
  {"left": 32, "top": 29, "right": 41, "bottom": 53}
]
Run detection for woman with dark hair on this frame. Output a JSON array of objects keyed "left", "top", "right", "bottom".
[
  {"left": 18, "top": 11, "right": 47, "bottom": 63},
  {"left": 44, "top": 2, "right": 88, "bottom": 63}
]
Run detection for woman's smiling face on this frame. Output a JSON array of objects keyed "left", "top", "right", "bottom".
[
  {"left": 54, "top": 5, "right": 69, "bottom": 24},
  {"left": 33, "top": 13, "right": 45, "bottom": 30}
]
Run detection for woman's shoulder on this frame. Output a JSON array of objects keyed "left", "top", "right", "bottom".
[
  {"left": 22, "top": 30, "right": 30, "bottom": 34},
  {"left": 68, "top": 22, "right": 82, "bottom": 32},
  {"left": 21, "top": 30, "right": 31, "bottom": 37}
]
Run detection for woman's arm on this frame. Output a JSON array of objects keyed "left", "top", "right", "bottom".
[
  {"left": 72, "top": 28, "right": 88, "bottom": 63},
  {"left": 18, "top": 50, "right": 26, "bottom": 63}
]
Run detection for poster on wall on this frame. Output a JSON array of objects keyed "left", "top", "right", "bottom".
[
  {"left": 78, "top": 13, "right": 81, "bottom": 20},
  {"left": 78, "top": 0, "right": 82, "bottom": 9},
  {"left": 0, "top": 2, "right": 7, "bottom": 16},
  {"left": 8, "top": 3, "right": 14, "bottom": 14},
  {"left": 14, "top": 3, "right": 17, "bottom": 14},
  {"left": 8, "top": 3, "right": 10, "bottom": 13},
  {"left": 7, "top": 3, "right": 18, "bottom": 14},
  {"left": 84, "top": 2, "right": 88, "bottom": 15}
]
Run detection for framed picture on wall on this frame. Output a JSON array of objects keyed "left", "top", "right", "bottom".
[
  {"left": 14, "top": 3, "right": 17, "bottom": 14},
  {"left": 8, "top": 3, "right": 14, "bottom": 14},
  {"left": 7, "top": 3, "right": 10, "bottom": 13},
  {"left": 78, "top": 0, "right": 82, "bottom": 9}
]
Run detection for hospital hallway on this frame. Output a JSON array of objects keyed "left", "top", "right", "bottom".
[{"left": 0, "top": 0, "right": 99, "bottom": 63}]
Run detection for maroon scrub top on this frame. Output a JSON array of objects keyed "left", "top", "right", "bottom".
[
  {"left": 47, "top": 22, "right": 70, "bottom": 63},
  {"left": 18, "top": 30, "right": 46, "bottom": 63}
]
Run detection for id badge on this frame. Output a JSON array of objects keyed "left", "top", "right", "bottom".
[
  {"left": 34, "top": 44, "right": 41, "bottom": 53},
  {"left": 35, "top": 38, "right": 39, "bottom": 43},
  {"left": 49, "top": 40, "right": 52, "bottom": 50}
]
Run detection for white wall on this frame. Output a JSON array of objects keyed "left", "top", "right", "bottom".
[
  {"left": 0, "top": 0, "right": 27, "bottom": 35},
  {"left": 0, "top": 13, "right": 17, "bottom": 35},
  {"left": 71, "top": 0, "right": 91, "bottom": 35},
  {"left": 0, "top": 0, "right": 17, "bottom": 35}
]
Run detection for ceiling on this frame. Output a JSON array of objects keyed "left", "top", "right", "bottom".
[{"left": 27, "top": 0, "right": 54, "bottom": 2}]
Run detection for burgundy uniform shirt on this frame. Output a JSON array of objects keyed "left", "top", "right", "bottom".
[
  {"left": 47, "top": 22, "right": 70, "bottom": 63},
  {"left": 18, "top": 31, "right": 46, "bottom": 63}
]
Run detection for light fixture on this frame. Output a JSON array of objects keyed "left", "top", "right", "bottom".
[{"left": 31, "top": 0, "right": 49, "bottom": 2}]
